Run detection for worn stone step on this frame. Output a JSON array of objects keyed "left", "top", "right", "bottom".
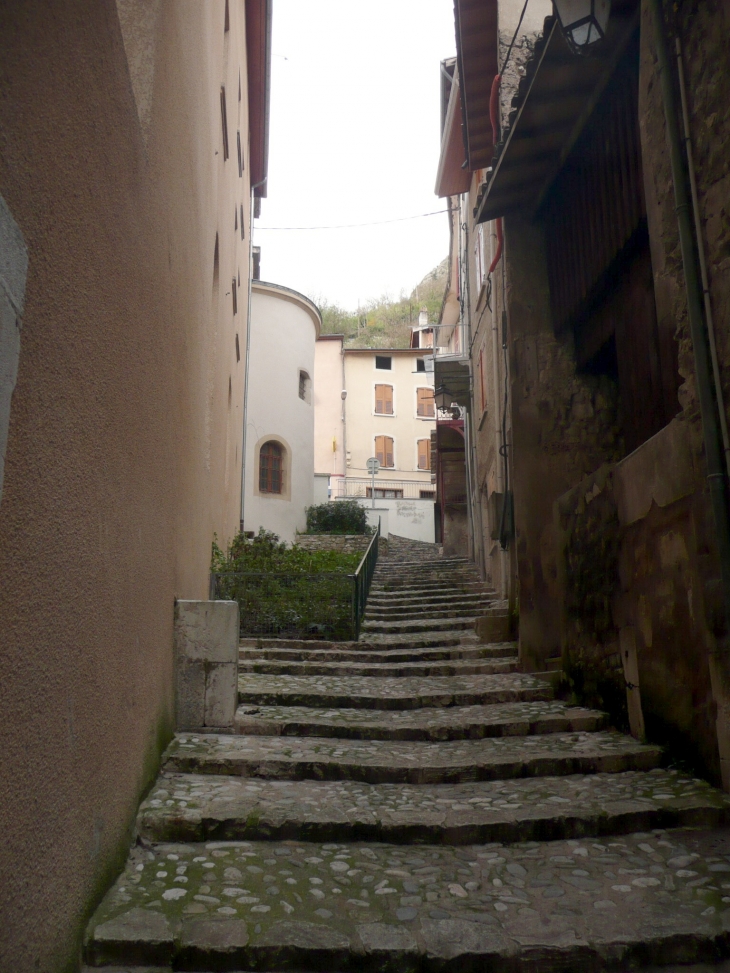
[
  {"left": 238, "top": 672, "right": 551, "bottom": 711},
  {"left": 361, "top": 617, "right": 478, "bottom": 634},
  {"left": 86, "top": 829, "right": 730, "bottom": 971},
  {"left": 364, "top": 605, "right": 496, "bottom": 623},
  {"left": 358, "top": 629, "right": 475, "bottom": 647},
  {"left": 137, "top": 769, "right": 730, "bottom": 846},
  {"left": 163, "top": 731, "right": 662, "bottom": 785},
  {"left": 237, "top": 658, "right": 519, "bottom": 678},
  {"left": 241, "top": 633, "right": 466, "bottom": 652},
  {"left": 370, "top": 579, "right": 484, "bottom": 592},
  {"left": 365, "top": 593, "right": 494, "bottom": 610},
  {"left": 239, "top": 643, "right": 517, "bottom": 664},
  {"left": 233, "top": 700, "right": 606, "bottom": 741}
]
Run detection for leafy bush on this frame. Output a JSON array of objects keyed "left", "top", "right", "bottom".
[
  {"left": 211, "top": 528, "right": 361, "bottom": 639},
  {"left": 305, "top": 499, "right": 372, "bottom": 535}
]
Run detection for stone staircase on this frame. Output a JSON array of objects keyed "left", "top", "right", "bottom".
[{"left": 83, "top": 539, "right": 730, "bottom": 971}]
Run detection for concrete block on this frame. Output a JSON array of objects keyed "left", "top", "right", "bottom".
[
  {"left": 204, "top": 662, "right": 238, "bottom": 727},
  {"left": 475, "top": 612, "right": 511, "bottom": 643},
  {"left": 175, "top": 600, "right": 239, "bottom": 731}
]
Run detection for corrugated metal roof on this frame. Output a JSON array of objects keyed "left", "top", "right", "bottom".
[
  {"left": 454, "top": 0, "right": 499, "bottom": 169},
  {"left": 474, "top": 2, "right": 639, "bottom": 224}
]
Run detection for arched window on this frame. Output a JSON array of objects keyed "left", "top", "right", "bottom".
[{"left": 259, "top": 441, "right": 283, "bottom": 494}]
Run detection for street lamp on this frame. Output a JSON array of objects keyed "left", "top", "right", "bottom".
[
  {"left": 434, "top": 386, "right": 454, "bottom": 412},
  {"left": 554, "top": 0, "right": 611, "bottom": 53}
]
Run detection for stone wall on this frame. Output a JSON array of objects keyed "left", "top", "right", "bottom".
[{"left": 296, "top": 533, "right": 374, "bottom": 555}]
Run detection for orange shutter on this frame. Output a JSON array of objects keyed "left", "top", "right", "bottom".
[
  {"left": 418, "top": 439, "right": 430, "bottom": 470},
  {"left": 375, "top": 384, "right": 393, "bottom": 414},
  {"left": 385, "top": 436, "right": 394, "bottom": 467},
  {"left": 417, "top": 388, "right": 435, "bottom": 417}
]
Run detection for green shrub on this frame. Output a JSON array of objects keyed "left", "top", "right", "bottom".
[
  {"left": 305, "top": 499, "right": 372, "bottom": 535},
  {"left": 211, "top": 528, "right": 361, "bottom": 639}
]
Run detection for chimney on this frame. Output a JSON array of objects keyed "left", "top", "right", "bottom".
[{"left": 418, "top": 309, "right": 428, "bottom": 327}]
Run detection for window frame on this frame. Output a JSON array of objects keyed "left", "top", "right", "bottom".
[
  {"left": 259, "top": 440, "right": 284, "bottom": 495},
  {"left": 417, "top": 437, "right": 431, "bottom": 471},
  {"left": 374, "top": 382, "right": 394, "bottom": 416},
  {"left": 416, "top": 386, "right": 435, "bottom": 419},
  {"left": 374, "top": 434, "right": 395, "bottom": 469}
]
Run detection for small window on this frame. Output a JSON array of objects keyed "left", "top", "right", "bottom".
[
  {"left": 417, "top": 387, "right": 435, "bottom": 418},
  {"left": 299, "top": 370, "right": 311, "bottom": 402},
  {"left": 419, "top": 489, "right": 435, "bottom": 499},
  {"left": 374, "top": 384, "right": 393, "bottom": 415},
  {"left": 417, "top": 438, "right": 431, "bottom": 471},
  {"left": 237, "top": 131, "right": 243, "bottom": 178},
  {"left": 235, "top": 207, "right": 238, "bottom": 231},
  {"left": 260, "top": 441, "right": 283, "bottom": 494},
  {"left": 416, "top": 358, "right": 426, "bottom": 373},
  {"left": 375, "top": 355, "right": 392, "bottom": 370},
  {"left": 232, "top": 278, "right": 237, "bottom": 314},
  {"left": 375, "top": 435, "right": 394, "bottom": 468},
  {"left": 367, "top": 487, "right": 403, "bottom": 499},
  {"left": 220, "top": 86, "right": 229, "bottom": 160},
  {"left": 240, "top": 204, "right": 245, "bottom": 240},
  {"left": 235, "top": 333, "right": 240, "bottom": 362},
  {"left": 224, "top": 0, "right": 230, "bottom": 32}
]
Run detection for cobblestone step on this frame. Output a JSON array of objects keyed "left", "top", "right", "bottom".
[
  {"left": 366, "top": 592, "right": 494, "bottom": 608},
  {"left": 85, "top": 830, "right": 730, "bottom": 972},
  {"left": 233, "top": 701, "right": 607, "bottom": 741},
  {"left": 364, "top": 604, "right": 497, "bottom": 622},
  {"left": 237, "top": 657, "right": 519, "bottom": 678},
  {"left": 137, "top": 769, "right": 730, "bottom": 846},
  {"left": 238, "top": 672, "right": 552, "bottom": 710},
  {"left": 163, "top": 731, "right": 662, "bottom": 785},
  {"left": 359, "top": 629, "right": 476, "bottom": 646},
  {"left": 361, "top": 616, "right": 478, "bottom": 634},
  {"left": 239, "top": 642, "right": 517, "bottom": 664}
]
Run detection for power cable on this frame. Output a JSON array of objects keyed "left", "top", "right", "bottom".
[{"left": 255, "top": 209, "right": 449, "bottom": 231}]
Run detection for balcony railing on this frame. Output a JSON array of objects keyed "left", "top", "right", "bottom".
[{"left": 332, "top": 478, "right": 436, "bottom": 500}]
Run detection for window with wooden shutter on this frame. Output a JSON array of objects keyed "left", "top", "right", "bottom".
[
  {"left": 417, "top": 439, "right": 430, "bottom": 471},
  {"left": 374, "top": 384, "right": 393, "bottom": 415},
  {"left": 259, "top": 441, "right": 283, "bottom": 493},
  {"left": 416, "top": 387, "right": 435, "bottom": 417},
  {"left": 375, "top": 435, "right": 394, "bottom": 468}
]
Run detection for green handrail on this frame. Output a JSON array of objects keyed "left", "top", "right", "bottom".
[{"left": 351, "top": 519, "right": 380, "bottom": 640}]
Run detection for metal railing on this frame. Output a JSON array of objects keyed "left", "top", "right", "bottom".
[
  {"left": 212, "top": 521, "right": 380, "bottom": 641},
  {"left": 332, "top": 478, "right": 436, "bottom": 500},
  {"left": 351, "top": 518, "right": 380, "bottom": 641}
]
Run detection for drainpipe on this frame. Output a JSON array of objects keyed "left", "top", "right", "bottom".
[
  {"left": 648, "top": 0, "right": 730, "bottom": 635},
  {"left": 241, "top": 179, "right": 266, "bottom": 531}
]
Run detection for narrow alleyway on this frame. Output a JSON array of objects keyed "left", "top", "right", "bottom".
[{"left": 85, "top": 539, "right": 730, "bottom": 971}]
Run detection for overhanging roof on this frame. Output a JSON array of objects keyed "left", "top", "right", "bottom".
[
  {"left": 454, "top": 0, "right": 499, "bottom": 170},
  {"left": 246, "top": 0, "right": 272, "bottom": 198},
  {"left": 434, "top": 357, "right": 470, "bottom": 408},
  {"left": 474, "top": 3, "right": 639, "bottom": 224},
  {"left": 435, "top": 65, "right": 471, "bottom": 198}
]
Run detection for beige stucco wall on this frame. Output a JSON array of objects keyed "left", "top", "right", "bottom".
[
  {"left": 244, "top": 282, "right": 320, "bottom": 543},
  {"left": 313, "top": 335, "right": 345, "bottom": 479},
  {"left": 343, "top": 351, "right": 435, "bottom": 485},
  {"left": 0, "top": 2, "right": 256, "bottom": 969}
]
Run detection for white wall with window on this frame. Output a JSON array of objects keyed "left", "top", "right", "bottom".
[
  {"left": 333, "top": 347, "right": 436, "bottom": 542},
  {"left": 243, "top": 281, "right": 320, "bottom": 542}
]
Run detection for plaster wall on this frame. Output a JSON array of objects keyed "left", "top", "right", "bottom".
[
  {"left": 343, "top": 351, "right": 435, "bottom": 486},
  {"left": 243, "top": 282, "right": 319, "bottom": 543},
  {"left": 0, "top": 2, "right": 254, "bottom": 968},
  {"left": 313, "top": 335, "right": 345, "bottom": 478},
  {"left": 352, "top": 497, "right": 435, "bottom": 544}
]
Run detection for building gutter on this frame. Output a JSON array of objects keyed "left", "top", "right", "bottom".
[{"left": 648, "top": 0, "right": 730, "bottom": 637}]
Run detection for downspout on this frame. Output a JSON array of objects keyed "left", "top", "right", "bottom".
[
  {"left": 240, "top": 178, "right": 266, "bottom": 531},
  {"left": 341, "top": 344, "right": 347, "bottom": 485},
  {"left": 648, "top": 0, "right": 730, "bottom": 634}
]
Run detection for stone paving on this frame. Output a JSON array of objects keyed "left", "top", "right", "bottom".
[
  {"left": 238, "top": 657, "right": 520, "bottom": 677},
  {"left": 164, "top": 730, "right": 662, "bottom": 784},
  {"left": 137, "top": 770, "right": 730, "bottom": 845},
  {"left": 237, "top": 671, "right": 551, "bottom": 709},
  {"left": 233, "top": 699, "right": 607, "bottom": 740},
  {"left": 84, "top": 538, "right": 730, "bottom": 970}
]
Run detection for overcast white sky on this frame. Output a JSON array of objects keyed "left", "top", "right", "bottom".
[{"left": 252, "top": 0, "right": 456, "bottom": 311}]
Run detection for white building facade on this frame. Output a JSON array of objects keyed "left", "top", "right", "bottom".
[{"left": 243, "top": 281, "right": 321, "bottom": 543}]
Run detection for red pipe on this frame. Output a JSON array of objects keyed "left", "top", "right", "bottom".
[{"left": 487, "top": 73, "right": 503, "bottom": 275}]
